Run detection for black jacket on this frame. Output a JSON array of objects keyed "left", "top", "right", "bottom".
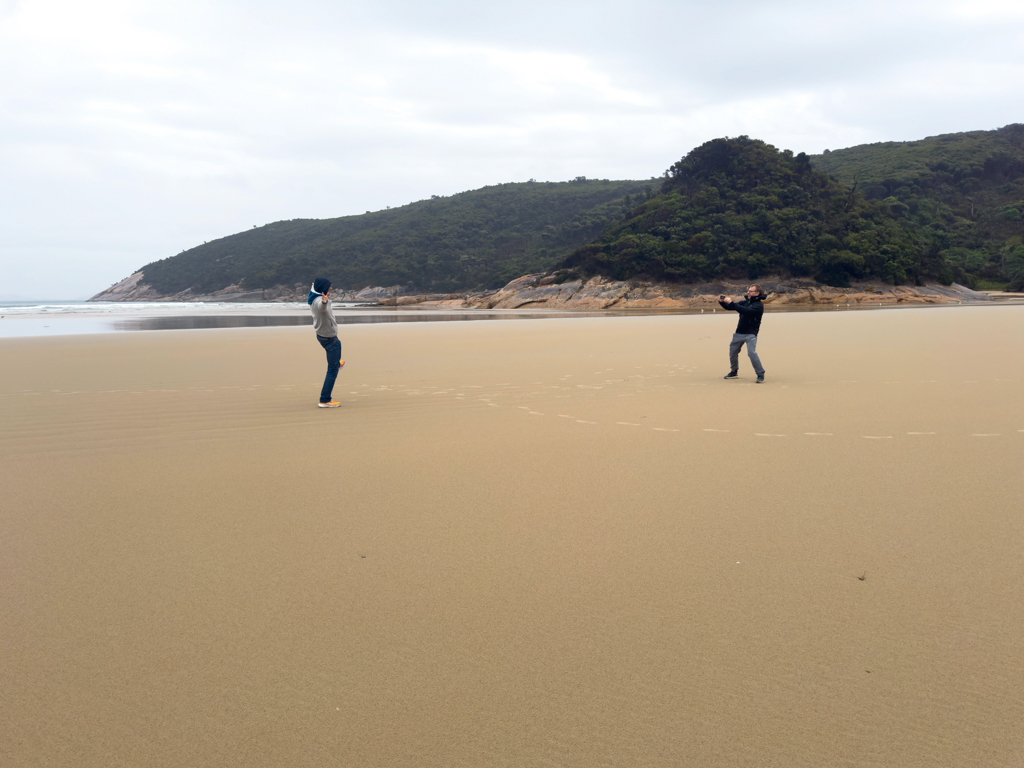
[{"left": 719, "top": 294, "right": 765, "bottom": 335}]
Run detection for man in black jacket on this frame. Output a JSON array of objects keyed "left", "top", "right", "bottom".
[{"left": 719, "top": 285, "right": 766, "bottom": 383}]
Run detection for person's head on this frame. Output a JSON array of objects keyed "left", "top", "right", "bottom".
[
  {"left": 313, "top": 276, "right": 332, "bottom": 296},
  {"left": 746, "top": 284, "right": 762, "bottom": 299}
]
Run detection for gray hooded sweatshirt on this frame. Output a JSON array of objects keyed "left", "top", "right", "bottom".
[{"left": 310, "top": 296, "right": 338, "bottom": 338}]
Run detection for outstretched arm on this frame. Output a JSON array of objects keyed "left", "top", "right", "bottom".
[{"left": 730, "top": 302, "right": 761, "bottom": 317}]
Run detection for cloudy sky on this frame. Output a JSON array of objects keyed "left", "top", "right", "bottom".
[{"left": 1, "top": 0, "right": 1022, "bottom": 299}]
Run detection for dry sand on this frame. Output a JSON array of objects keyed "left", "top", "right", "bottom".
[{"left": 2, "top": 306, "right": 1023, "bottom": 767}]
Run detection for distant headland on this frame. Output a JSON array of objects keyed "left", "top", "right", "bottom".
[{"left": 91, "top": 125, "right": 1024, "bottom": 304}]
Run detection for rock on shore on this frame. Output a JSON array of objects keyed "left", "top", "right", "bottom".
[
  {"left": 92, "top": 270, "right": 990, "bottom": 308},
  {"left": 90, "top": 275, "right": 411, "bottom": 303},
  {"left": 402, "top": 274, "right": 991, "bottom": 310}
]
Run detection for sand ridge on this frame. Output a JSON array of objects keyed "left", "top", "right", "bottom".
[{"left": 2, "top": 307, "right": 1023, "bottom": 767}]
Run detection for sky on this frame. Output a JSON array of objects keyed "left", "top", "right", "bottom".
[{"left": 1, "top": 0, "right": 1023, "bottom": 299}]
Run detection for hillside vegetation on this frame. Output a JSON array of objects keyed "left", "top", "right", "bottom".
[
  {"left": 564, "top": 137, "right": 928, "bottom": 287},
  {"left": 563, "top": 127, "right": 1024, "bottom": 290},
  {"left": 811, "top": 124, "right": 1024, "bottom": 289},
  {"left": 137, "top": 179, "right": 650, "bottom": 295},
  {"left": 123, "top": 126, "right": 1024, "bottom": 299}
]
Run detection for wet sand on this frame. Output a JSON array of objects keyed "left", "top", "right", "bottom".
[{"left": 2, "top": 307, "right": 1023, "bottom": 767}]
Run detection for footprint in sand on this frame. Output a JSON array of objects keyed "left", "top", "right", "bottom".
[
  {"left": 616, "top": 422, "right": 641, "bottom": 426},
  {"left": 755, "top": 433, "right": 786, "bottom": 437},
  {"left": 804, "top": 432, "right": 833, "bottom": 436},
  {"left": 576, "top": 420, "right": 597, "bottom": 424},
  {"left": 862, "top": 436, "right": 893, "bottom": 439},
  {"left": 653, "top": 427, "right": 680, "bottom": 432},
  {"left": 703, "top": 428, "right": 729, "bottom": 432},
  {"left": 971, "top": 433, "right": 1000, "bottom": 437}
]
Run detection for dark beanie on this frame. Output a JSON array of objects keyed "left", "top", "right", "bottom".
[{"left": 308, "top": 276, "right": 332, "bottom": 305}]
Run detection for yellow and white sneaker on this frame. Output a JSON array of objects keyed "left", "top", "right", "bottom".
[{"left": 318, "top": 400, "right": 341, "bottom": 408}]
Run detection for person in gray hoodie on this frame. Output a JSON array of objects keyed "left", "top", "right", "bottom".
[{"left": 308, "top": 276, "right": 345, "bottom": 407}]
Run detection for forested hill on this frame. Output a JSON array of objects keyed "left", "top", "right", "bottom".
[
  {"left": 133, "top": 179, "right": 651, "bottom": 296},
  {"left": 563, "top": 128, "right": 1024, "bottom": 290},
  {"left": 809, "top": 124, "right": 1024, "bottom": 288},
  {"left": 563, "top": 137, "right": 927, "bottom": 287},
  {"left": 105, "top": 126, "right": 1024, "bottom": 301}
]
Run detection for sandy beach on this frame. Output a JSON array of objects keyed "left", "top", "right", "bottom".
[{"left": 2, "top": 306, "right": 1023, "bottom": 767}]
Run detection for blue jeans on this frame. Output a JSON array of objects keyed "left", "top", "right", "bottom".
[{"left": 317, "top": 335, "right": 342, "bottom": 402}]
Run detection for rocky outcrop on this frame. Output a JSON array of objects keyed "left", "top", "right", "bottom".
[
  {"left": 465, "top": 275, "right": 631, "bottom": 309},
  {"left": 89, "top": 275, "right": 414, "bottom": 303},
  {"left": 91, "top": 270, "right": 991, "bottom": 308},
  {"left": 446, "top": 275, "right": 990, "bottom": 310},
  {"left": 90, "top": 272, "right": 164, "bottom": 301},
  {"left": 89, "top": 274, "right": 301, "bottom": 302},
  {"left": 352, "top": 285, "right": 409, "bottom": 301}
]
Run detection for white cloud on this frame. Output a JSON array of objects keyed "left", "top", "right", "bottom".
[
  {"left": 938, "top": 0, "right": 1024, "bottom": 20},
  {"left": 1, "top": 0, "right": 1022, "bottom": 297}
]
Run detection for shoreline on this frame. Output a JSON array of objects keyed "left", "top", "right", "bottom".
[
  {"left": 2, "top": 295, "right": 1022, "bottom": 339},
  {"left": 91, "top": 271, "right": 1004, "bottom": 309}
]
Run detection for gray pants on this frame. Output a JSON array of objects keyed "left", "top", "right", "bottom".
[{"left": 729, "top": 333, "right": 764, "bottom": 376}]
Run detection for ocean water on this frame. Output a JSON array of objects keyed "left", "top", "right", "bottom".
[
  {"left": 0, "top": 300, "right": 316, "bottom": 315},
  {"left": 0, "top": 301, "right": 576, "bottom": 338},
  {"left": 1, "top": 298, "right": 984, "bottom": 339},
  {"left": 0, "top": 301, "right": 326, "bottom": 338}
]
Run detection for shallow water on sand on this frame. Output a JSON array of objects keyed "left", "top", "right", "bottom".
[
  {"left": 0, "top": 309, "right": 578, "bottom": 337},
  {"left": 0, "top": 299, "right": 1009, "bottom": 338}
]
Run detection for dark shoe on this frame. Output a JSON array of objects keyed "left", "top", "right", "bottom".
[
  {"left": 756, "top": 374, "right": 765, "bottom": 383},
  {"left": 724, "top": 371, "right": 738, "bottom": 379}
]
